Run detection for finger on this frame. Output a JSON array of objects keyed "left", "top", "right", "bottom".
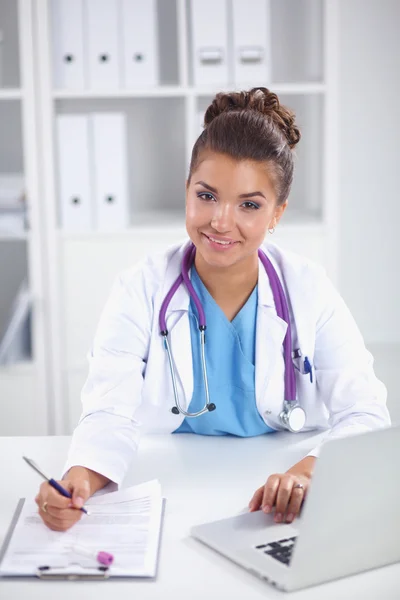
[
  {"left": 41, "top": 482, "right": 72, "bottom": 510},
  {"left": 275, "top": 475, "right": 295, "bottom": 522},
  {"left": 71, "top": 479, "right": 90, "bottom": 509},
  {"left": 40, "top": 511, "right": 78, "bottom": 532},
  {"left": 248, "top": 486, "right": 264, "bottom": 512},
  {"left": 285, "top": 484, "right": 306, "bottom": 523},
  {"left": 261, "top": 475, "right": 281, "bottom": 514},
  {"left": 38, "top": 503, "right": 81, "bottom": 531},
  {"left": 44, "top": 504, "right": 78, "bottom": 520}
]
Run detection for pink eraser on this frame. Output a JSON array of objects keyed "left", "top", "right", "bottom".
[{"left": 97, "top": 551, "right": 114, "bottom": 566}]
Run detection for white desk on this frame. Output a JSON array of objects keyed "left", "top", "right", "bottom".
[{"left": 0, "top": 432, "right": 399, "bottom": 599}]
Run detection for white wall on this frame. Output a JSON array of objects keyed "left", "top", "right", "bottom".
[{"left": 338, "top": 0, "right": 400, "bottom": 344}]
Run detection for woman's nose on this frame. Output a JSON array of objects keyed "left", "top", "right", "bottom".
[{"left": 210, "top": 204, "right": 235, "bottom": 232}]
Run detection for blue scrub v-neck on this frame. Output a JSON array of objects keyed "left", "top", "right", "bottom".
[{"left": 173, "top": 266, "right": 275, "bottom": 437}]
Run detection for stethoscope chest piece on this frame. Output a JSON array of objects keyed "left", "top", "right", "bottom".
[{"left": 280, "top": 402, "right": 306, "bottom": 433}]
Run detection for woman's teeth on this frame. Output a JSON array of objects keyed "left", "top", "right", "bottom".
[{"left": 208, "top": 236, "right": 234, "bottom": 245}]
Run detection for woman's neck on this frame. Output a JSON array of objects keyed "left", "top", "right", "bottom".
[{"left": 193, "top": 250, "right": 259, "bottom": 304}]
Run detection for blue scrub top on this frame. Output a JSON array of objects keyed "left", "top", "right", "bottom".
[{"left": 173, "top": 266, "right": 275, "bottom": 437}]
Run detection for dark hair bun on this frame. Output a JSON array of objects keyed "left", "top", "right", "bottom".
[{"left": 203, "top": 87, "right": 301, "bottom": 150}]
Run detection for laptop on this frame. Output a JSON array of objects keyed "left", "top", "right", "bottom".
[{"left": 191, "top": 424, "right": 400, "bottom": 592}]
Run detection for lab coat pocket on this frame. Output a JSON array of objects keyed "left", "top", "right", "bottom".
[
  {"left": 292, "top": 351, "right": 314, "bottom": 383},
  {"left": 292, "top": 352, "right": 328, "bottom": 429}
]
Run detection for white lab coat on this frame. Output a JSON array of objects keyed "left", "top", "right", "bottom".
[{"left": 64, "top": 239, "right": 390, "bottom": 485}]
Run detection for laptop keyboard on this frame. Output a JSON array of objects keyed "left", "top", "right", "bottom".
[{"left": 255, "top": 536, "right": 297, "bottom": 566}]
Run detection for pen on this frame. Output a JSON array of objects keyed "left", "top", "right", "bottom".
[{"left": 22, "top": 456, "right": 90, "bottom": 515}]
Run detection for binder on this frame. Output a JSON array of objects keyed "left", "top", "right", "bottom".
[
  {"left": 90, "top": 113, "right": 129, "bottom": 231},
  {"left": 85, "top": 0, "right": 121, "bottom": 89},
  {"left": 56, "top": 115, "right": 93, "bottom": 231},
  {"left": 51, "top": 0, "right": 86, "bottom": 89},
  {"left": 232, "top": 0, "right": 270, "bottom": 85},
  {"left": 121, "top": 0, "right": 159, "bottom": 87},
  {"left": 190, "top": 0, "right": 229, "bottom": 86}
]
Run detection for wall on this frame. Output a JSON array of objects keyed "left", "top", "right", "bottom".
[{"left": 338, "top": 0, "right": 400, "bottom": 345}]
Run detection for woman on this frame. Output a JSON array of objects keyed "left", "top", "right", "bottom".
[{"left": 36, "top": 87, "right": 390, "bottom": 531}]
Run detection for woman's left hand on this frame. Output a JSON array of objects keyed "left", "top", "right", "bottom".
[{"left": 248, "top": 456, "right": 316, "bottom": 524}]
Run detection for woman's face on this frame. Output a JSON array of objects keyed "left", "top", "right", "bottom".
[{"left": 186, "top": 151, "right": 287, "bottom": 269}]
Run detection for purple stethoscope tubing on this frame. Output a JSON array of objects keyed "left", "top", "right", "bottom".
[
  {"left": 159, "top": 244, "right": 206, "bottom": 331},
  {"left": 159, "top": 243, "right": 301, "bottom": 423}
]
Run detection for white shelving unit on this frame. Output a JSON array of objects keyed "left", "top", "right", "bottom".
[
  {"left": 30, "top": 0, "right": 338, "bottom": 435},
  {"left": 0, "top": 0, "right": 49, "bottom": 435},
  {"left": 0, "top": 88, "right": 23, "bottom": 99}
]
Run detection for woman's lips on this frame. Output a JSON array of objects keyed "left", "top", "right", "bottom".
[{"left": 202, "top": 233, "right": 239, "bottom": 250}]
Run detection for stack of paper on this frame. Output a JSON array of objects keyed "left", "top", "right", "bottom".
[{"left": 0, "top": 480, "right": 165, "bottom": 579}]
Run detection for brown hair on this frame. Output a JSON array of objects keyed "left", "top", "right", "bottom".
[{"left": 188, "top": 87, "right": 301, "bottom": 206}]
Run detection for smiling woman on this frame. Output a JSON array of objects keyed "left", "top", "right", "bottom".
[
  {"left": 185, "top": 87, "right": 300, "bottom": 318},
  {"left": 35, "top": 87, "right": 390, "bottom": 534}
]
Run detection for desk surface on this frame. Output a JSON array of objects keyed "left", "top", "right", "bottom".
[{"left": 0, "top": 431, "right": 399, "bottom": 599}]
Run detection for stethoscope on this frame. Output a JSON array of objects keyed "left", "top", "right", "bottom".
[{"left": 159, "top": 243, "right": 307, "bottom": 433}]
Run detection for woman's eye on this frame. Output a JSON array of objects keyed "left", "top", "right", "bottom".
[
  {"left": 242, "top": 201, "right": 260, "bottom": 210},
  {"left": 197, "top": 192, "right": 215, "bottom": 201}
]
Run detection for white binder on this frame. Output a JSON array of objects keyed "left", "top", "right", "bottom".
[
  {"left": 90, "top": 113, "right": 129, "bottom": 231},
  {"left": 232, "top": 0, "right": 270, "bottom": 85},
  {"left": 56, "top": 115, "right": 93, "bottom": 231},
  {"left": 190, "top": 0, "right": 229, "bottom": 86},
  {"left": 85, "top": 0, "right": 120, "bottom": 89},
  {"left": 51, "top": 0, "right": 85, "bottom": 89},
  {"left": 121, "top": 0, "right": 159, "bottom": 87}
]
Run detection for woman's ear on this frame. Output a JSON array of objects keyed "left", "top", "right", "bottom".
[{"left": 275, "top": 200, "right": 288, "bottom": 225}]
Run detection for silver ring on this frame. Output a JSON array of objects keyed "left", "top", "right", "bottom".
[
  {"left": 42, "top": 501, "right": 48, "bottom": 513},
  {"left": 293, "top": 484, "right": 304, "bottom": 490}
]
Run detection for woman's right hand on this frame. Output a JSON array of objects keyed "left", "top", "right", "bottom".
[{"left": 35, "top": 467, "right": 92, "bottom": 531}]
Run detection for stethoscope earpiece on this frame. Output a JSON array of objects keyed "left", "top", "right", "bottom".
[
  {"left": 207, "top": 403, "right": 216, "bottom": 412},
  {"left": 171, "top": 407, "right": 180, "bottom": 415}
]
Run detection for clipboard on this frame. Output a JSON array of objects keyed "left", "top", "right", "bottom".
[{"left": 0, "top": 497, "right": 166, "bottom": 581}]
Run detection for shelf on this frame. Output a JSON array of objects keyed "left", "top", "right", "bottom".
[
  {"left": 0, "top": 89, "right": 23, "bottom": 100},
  {"left": 0, "top": 360, "right": 35, "bottom": 376},
  {"left": 193, "top": 83, "right": 326, "bottom": 96},
  {"left": 0, "top": 232, "right": 30, "bottom": 241},
  {"left": 52, "top": 82, "right": 326, "bottom": 100},
  {"left": 58, "top": 219, "right": 187, "bottom": 240},
  {"left": 57, "top": 213, "right": 323, "bottom": 241},
  {"left": 53, "top": 86, "right": 188, "bottom": 99}
]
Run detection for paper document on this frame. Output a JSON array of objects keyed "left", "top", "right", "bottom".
[{"left": 0, "top": 480, "right": 164, "bottom": 578}]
